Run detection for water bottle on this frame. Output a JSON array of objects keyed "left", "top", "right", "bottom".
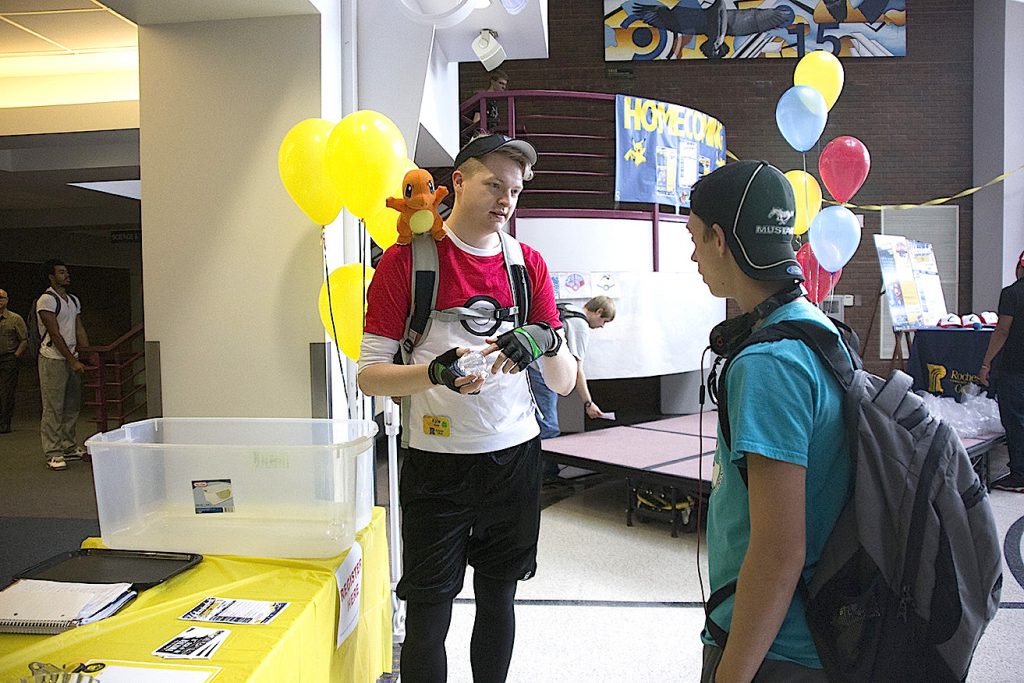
[{"left": 456, "top": 350, "right": 490, "bottom": 377}]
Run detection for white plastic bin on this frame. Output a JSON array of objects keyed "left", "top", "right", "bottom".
[{"left": 85, "top": 418, "right": 377, "bottom": 559}]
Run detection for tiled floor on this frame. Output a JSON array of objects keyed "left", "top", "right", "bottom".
[
  {"left": 396, "top": 450, "right": 1024, "bottom": 682},
  {"left": 2, "top": 401, "right": 1021, "bottom": 682}
]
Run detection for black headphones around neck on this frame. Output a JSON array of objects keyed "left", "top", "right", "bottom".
[{"left": 708, "top": 283, "right": 803, "bottom": 358}]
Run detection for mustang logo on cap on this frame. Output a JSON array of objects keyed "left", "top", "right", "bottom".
[{"left": 768, "top": 207, "right": 794, "bottom": 224}]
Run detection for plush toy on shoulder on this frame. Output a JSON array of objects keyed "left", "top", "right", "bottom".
[{"left": 386, "top": 169, "right": 449, "bottom": 244}]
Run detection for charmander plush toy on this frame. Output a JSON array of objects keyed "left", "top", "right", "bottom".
[{"left": 386, "top": 169, "right": 449, "bottom": 244}]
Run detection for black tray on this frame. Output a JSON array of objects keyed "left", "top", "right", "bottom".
[{"left": 15, "top": 548, "right": 202, "bottom": 590}]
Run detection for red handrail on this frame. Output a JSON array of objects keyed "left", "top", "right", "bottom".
[{"left": 81, "top": 323, "right": 146, "bottom": 432}]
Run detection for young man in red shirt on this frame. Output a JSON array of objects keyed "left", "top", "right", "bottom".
[{"left": 358, "top": 134, "right": 576, "bottom": 682}]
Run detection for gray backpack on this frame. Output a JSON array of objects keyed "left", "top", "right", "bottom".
[{"left": 708, "top": 319, "right": 1003, "bottom": 682}]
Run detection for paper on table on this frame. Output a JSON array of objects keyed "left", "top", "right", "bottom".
[
  {"left": 153, "top": 626, "right": 230, "bottom": 659},
  {"left": 180, "top": 597, "right": 287, "bottom": 625},
  {"left": 335, "top": 540, "right": 363, "bottom": 647},
  {"left": 88, "top": 659, "right": 220, "bottom": 682}
]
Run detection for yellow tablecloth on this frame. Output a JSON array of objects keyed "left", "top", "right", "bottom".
[{"left": 0, "top": 507, "right": 392, "bottom": 682}]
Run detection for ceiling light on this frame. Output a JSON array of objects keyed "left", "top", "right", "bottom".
[
  {"left": 397, "top": 0, "right": 476, "bottom": 28},
  {"left": 499, "top": 0, "right": 528, "bottom": 14}
]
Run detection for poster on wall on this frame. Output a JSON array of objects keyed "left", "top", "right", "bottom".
[
  {"left": 908, "top": 239, "right": 948, "bottom": 327},
  {"left": 604, "top": 1, "right": 907, "bottom": 61},
  {"left": 551, "top": 272, "right": 593, "bottom": 300},
  {"left": 550, "top": 272, "right": 622, "bottom": 300},
  {"left": 614, "top": 95, "right": 726, "bottom": 206},
  {"left": 874, "top": 234, "right": 931, "bottom": 331}
]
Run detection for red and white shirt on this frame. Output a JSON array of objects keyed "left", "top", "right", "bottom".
[{"left": 360, "top": 228, "right": 561, "bottom": 453}]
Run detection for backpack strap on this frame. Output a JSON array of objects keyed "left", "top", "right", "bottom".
[
  {"left": 37, "top": 290, "right": 62, "bottom": 349},
  {"left": 717, "top": 318, "right": 858, "bottom": 451},
  {"left": 400, "top": 235, "right": 440, "bottom": 363},
  {"left": 556, "top": 303, "right": 588, "bottom": 323},
  {"left": 498, "top": 231, "right": 530, "bottom": 327},
  {"left": 707, "top": 318, "right": 860, "bottom": 651},
  {"left": 395, "top": 231, "right": 531, "bottom": 447},
  {"left": 401, "top": 232, "right": 529, "bottom": 356}
]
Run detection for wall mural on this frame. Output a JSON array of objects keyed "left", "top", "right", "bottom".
[{"left": 604, "top": 1, "right": 906, "bottom": 60}]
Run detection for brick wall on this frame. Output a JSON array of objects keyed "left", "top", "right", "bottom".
[{"left": 462, "top": 1, "right": 975, "bottom": 376}]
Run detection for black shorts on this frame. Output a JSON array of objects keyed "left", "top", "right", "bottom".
[{"left": 396, "top": 436, "right": 543, "bottom": 603}]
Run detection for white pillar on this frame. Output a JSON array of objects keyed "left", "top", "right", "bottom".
[
  {"left": 973, "top": 1, "right": 1024, "bottom": 308},
  {"left": 139, "top": 15, "right": 327, "bottom": 417}
]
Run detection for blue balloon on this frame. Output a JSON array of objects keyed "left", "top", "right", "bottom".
[
  {"left": 775, "top": 86, "right": 828, "bottom": 152},
  {"left": 808, "top": 205, "right": 861, "bottom": 272}
]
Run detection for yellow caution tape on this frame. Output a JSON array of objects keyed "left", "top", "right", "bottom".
[
  {"left": 832, "top": 164, "right": 1024, "bottom": 211},
  {"left": 721, "top": 152, "right": 1023, "bottom": 212}
]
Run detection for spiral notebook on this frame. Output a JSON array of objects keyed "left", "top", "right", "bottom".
[{"left": 0, "top": 578, "right": 136, "bottom": 635}]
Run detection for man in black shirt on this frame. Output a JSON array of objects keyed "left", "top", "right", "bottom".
[{"left": 980, "top": 250, "right": 1024, "bottom": 492}]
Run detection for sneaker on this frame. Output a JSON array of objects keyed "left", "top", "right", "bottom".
[
  {"left": 64, "top": 446, "right": 88, "bottom": 461},
  {"left": 991, "top": 473, "right": 1024, "bottom": 492},
  {"left": 46, "top": 456, "right": 68, "bottom": 471}
]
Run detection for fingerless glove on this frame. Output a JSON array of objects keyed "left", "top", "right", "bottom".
[
  {"left": 494, "top": 322, "right": 560, "bottom": 371},
  {"left": 428, "top": 348, "right": 463, "bottom": 393}
]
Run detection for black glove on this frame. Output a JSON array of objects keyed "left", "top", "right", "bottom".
[
  {"left": 494, "top": 322, "right": 560, "bottom": 371},
  {"left": 428, "top": 348, "right": 463, "bottom": 393}
]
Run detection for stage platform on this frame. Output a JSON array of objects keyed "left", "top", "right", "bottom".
[{"left": 541, "top": 410, "right": 1005, "bottom": 536}]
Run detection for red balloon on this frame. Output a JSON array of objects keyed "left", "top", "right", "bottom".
[
  {"left": 797, "top": 243, "right": 842, "bottom": 304},
  {"left": 818, "top": 136, "right": 870, "bottom": 203}
]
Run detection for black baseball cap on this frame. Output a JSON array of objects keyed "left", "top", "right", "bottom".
[
  {"left": 454, "top": 134, "right": 537, "bottom": 171},
  {"left": 690, "top": 160, "right": 804, "bottom": 282}
]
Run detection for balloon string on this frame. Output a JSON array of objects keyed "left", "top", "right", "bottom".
[
  {"left": 800, "top": 152, "right": 810, "bottom": 248},
  {"left": 321, "top": 227, "right": 350, "bottom": 412},
  {"left": 801, "top": 151, "right": 823, "bottom": 312}
]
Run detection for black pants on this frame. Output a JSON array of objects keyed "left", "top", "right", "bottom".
[
  {"left": 0, "top": 356, "right": 17, "bottom": 431},
  {"left": 397, "top": 437, "right": 543, "bottom": 602}
]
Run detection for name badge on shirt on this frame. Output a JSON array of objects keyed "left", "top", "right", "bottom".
[{"left": 423, "top": 415, "right": 451, "bottom": 437}]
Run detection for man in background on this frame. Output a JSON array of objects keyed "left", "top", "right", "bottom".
[
  {"left": 979, "top": 250, "right": 1024, "bottom": 493},
  {"left": 466, "top": 69, "right": 509, "bottom": 137},
  {"left": 0, "top": 289, "right": 28, "bottom": 434},
  {"left": 37, "top": 259, "right": 91, "bottom": 471},
  {"left": 529, "top": 295, "right": 616, "bottom": 442}
]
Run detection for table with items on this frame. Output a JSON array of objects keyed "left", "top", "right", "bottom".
[
  {"left": 907, "top": 327, "right": 992, "bottom": 400},
  {"left": 0, "top": 507, "right": 392, "bottom": 683}
]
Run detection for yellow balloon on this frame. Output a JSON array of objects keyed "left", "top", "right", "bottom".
[
  {"left": 326, "top": 110, "right": 408, "bottom": 220},
  {"left": 318, "top": 263, "right": 375, "bottom": 361},
  {"left": 278, "top": 118, "right": 343, "bottom": 225},
  {"left": 785, "top": 169, "right": 823, "bottom": 236},
  {"left": 794, "top": 50, "right": 844, "bottom": 111},
  {"left": 362, "top": 158, "right": 419, "bottom": 250},
  {"left": 363, "top": 204, "right": 399, "bottom": 250}
]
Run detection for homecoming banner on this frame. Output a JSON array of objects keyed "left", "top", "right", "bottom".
[
  {"left": 604, "top": 1, "right": 907, "bottom": 61},
  {"left": 614, "top": 94, "right": 726, "bottom": 206}
]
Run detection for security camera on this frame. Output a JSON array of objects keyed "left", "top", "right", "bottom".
[{"left": 472, "top": 29, "right": 507, "bottom": 71}]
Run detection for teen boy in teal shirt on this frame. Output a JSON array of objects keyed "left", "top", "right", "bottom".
[{"left": 686, "top": 160, "right": 851, "bottom": 682}]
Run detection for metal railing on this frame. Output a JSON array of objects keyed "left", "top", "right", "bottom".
[{"left": 82, "top": 323, "right": 146, "bottom": 432}]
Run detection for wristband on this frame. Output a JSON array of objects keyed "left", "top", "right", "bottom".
[{"left": 584, "top": 401, "right": 592, "bottom": 408}]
